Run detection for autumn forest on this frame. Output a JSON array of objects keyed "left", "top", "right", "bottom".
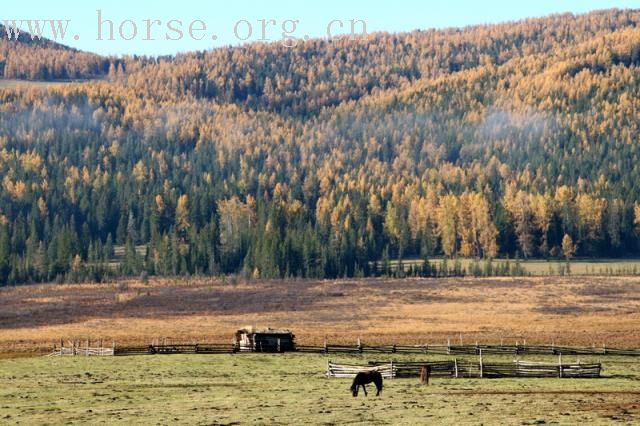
[{"left": 2, "top": 9, "right": 640, "bottom": 284}]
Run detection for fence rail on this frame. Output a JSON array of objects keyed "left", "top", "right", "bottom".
[
  {"left": 46, "top": 341, "right": 640, "bottom": 357},
  {"left": 297, "top": 343, "right": 640, "bottom": 356},
  {"left": 48, "top": 346, "right": 114, "bottom": 357},
  {"left": 367, "top": 360, "right": 460, "bottom": 378},
  {"left": 326, "top": 361, "right": 396, "bottom": 378},
  {"left": 114, "top": 344, "right": 234, "bottom": 356}
]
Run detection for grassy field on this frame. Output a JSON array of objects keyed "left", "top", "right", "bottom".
[
  {"left": 0, "top": 353, "right": 638, "bottom": 424},
  {"left": 384, "top": 258, "right": 640, "bottom": 276},
  {"left": 0, "top": 79, "right": 105, "bottom": 91},
  {"left": 1, "top": 276, "right": 640, "bottom": 355},
  {"left": 0, "top": 79, "right": 76, "bottom": 89}
]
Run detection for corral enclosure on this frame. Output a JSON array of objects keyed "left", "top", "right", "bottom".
[{"left": 1, "top": 276, "right": 640, "bottom": 354}]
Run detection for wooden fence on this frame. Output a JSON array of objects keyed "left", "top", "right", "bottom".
[
  {"left": 48, "top": 340, "right": 114, "bottom": 357},
  {"left": 326, "top": 361, "right": 396, "bottom": 378},
  {"left": 114, "top": 343, "right": 233, "bottom": 356},
  {"left": 367, "top": 360, "right": 460, "bottom": 378},
  {"left": 329, "top": 360, "right": 602, "bottom": 379},
  {"left": 297, "top": 342, "right": 639, "bottom": 356},
  {"left": 47, "top": 340, "right": 640, "bottom": 357}
]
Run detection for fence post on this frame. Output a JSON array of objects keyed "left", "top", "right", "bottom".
[
  {"left": 277, "top": 338, "right": 281, "bottom": 353},
  {"left": 479, "top": 349, "right": 483, "bottom": 378},
  {"left": 112, "top": 340, "right": 116, "bottom": 356},
  {"left": 447, "top": 339, "right": 451, "bottom": 355},
  {"left": 558, "top": 354, "right": 563, "bottom": 378},
  {"left": 357, "top": 337, "right": 362, "bottom": 353},
  {"left": 324, "top": 338, "right": 328, "bottom": 354},
  {"left": 420, "top": 365, "right": 430, "bottom": 385},
  {"left": 454, "top": 359, "right": 459, "bottom": 378},
  {"left": 390, "top": 360, "right": 394, "bottom": 379}
]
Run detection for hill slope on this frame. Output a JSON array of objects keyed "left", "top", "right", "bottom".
[
  {"left": 1, "top": 9, "right": 640, "bottom": 284},
  {"left": 0, "top": 23, "right": 111, "bottom": 80}
]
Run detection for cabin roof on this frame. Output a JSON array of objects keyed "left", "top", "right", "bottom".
[{"left": 237, "top": 326, "right": 293, "bottom": 335}]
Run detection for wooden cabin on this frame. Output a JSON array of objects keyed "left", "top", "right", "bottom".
[{"left": 234, "top": 327, "right": 296, "bottom": 352}]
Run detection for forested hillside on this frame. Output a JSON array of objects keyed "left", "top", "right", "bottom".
[
  {"left": 2, "top": 9, "right": 640, "bottom": 284},
  {"left": 0, "top": 24, "right": 112, "bottom": 80}
]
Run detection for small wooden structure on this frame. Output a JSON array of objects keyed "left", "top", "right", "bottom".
[{"left": 234, "top": 327, "right": 296, "bottom": 352}]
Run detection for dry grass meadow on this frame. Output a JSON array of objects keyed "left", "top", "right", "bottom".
[{"left": 1, "top": 276, "right": 639, "bottom": 355}]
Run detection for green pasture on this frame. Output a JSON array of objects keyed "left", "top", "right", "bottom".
[{"left": 1, "top": 353, "right": 638, "bottom": 425}]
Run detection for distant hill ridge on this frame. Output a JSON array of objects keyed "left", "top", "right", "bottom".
[{"left": 0, "top": 22, "right": 110, "bottom": 80}]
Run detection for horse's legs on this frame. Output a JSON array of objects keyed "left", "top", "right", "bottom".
[{"left": 362, "top": 384, "right": 368, "bottom": 396}]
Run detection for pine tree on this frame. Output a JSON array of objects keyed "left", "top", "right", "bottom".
[{"left": 0, "top": 226, "right": 10, "bottom": 285}]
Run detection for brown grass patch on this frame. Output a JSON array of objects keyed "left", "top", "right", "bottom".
[{"left": 0, "top": 276, "right": 639, "bottom": 354}]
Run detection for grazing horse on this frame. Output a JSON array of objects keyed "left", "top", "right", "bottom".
[{"left": 350, "top": 371, "right": 383, "bottom": 397}]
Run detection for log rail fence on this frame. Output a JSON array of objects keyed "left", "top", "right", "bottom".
[
  {"left": 46, "top": 339, "right": 640, "bottom": 357},
  {"left": 327, "top": 359, "right": 602, "bottom": 379}
]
